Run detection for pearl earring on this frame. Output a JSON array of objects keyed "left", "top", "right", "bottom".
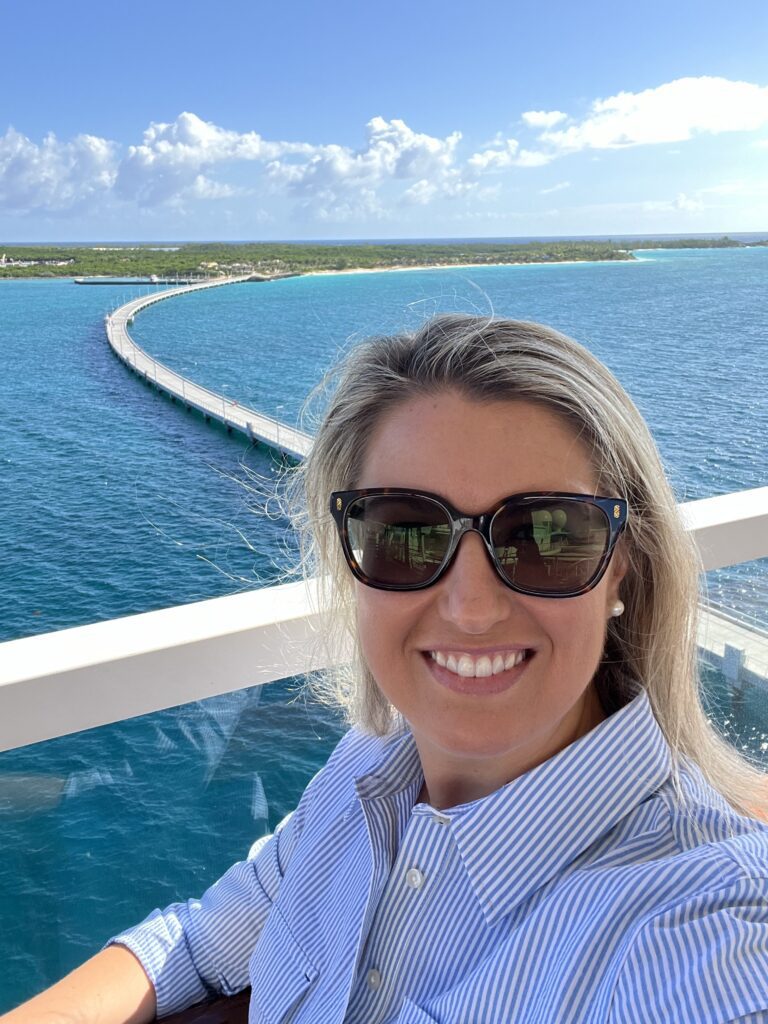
[{"left": 610, "top": 600, "right": 625, "bottom": 617}]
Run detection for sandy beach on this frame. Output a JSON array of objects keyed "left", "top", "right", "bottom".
[{"left": 301, "top": 256, "right": 636, "bottom": 279}]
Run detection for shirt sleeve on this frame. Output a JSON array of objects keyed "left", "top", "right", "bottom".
[
  {"left": 106, "top": 811, "right": 298, "bottom": 1017},
  {"left": 608, "top": 878, "right": 768, "bottom": 1024}
]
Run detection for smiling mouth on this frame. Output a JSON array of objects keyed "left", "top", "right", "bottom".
[{"left": 429, "top": 649, "right": 531, "bottom": 678}]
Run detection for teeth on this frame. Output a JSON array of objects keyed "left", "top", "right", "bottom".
[
  {"left": 505, "top": 651, "right": 525, "bottom": 670},
  {"left": 457, "top": 655, "right": 475, "bottom": 677},
  {"left": 430, "top": 649, "right": 528, "bottom": 678},
  {"left": 475, "top": 656, "right": 493, "bottom": 678}
]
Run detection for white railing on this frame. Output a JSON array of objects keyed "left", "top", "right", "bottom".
[{"left": 1, "top": 487, "right": 766, "bottom": 753}]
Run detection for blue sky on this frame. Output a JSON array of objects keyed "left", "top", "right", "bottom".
[{"left": 2, "top": 0, "right": 767, "bottom": 240}]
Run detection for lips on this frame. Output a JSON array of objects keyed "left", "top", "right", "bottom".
[{"left": 429, "top": 649, "right": 530, "bottom": 678}]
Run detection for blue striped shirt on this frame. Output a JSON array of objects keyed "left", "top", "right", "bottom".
[{"left": 110, "top": 690, "right": 768, "bottom": 1022}]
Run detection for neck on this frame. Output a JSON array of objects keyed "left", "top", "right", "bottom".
[{"left": 415, "top": 687, "right": 607, "bottom": 810}]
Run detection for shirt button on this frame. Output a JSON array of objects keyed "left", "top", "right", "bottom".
[
  {"left": 432, "top": 813, "right": 450, "bottom": 825},
  {"left": 367, "top": 968, "right": 382, "bottom": 991},
  {"left": 405, "top": 867, "right": 424, "bottom": 890}
]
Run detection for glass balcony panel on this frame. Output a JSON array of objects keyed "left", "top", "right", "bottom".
[
  {"left": 0, "top": 676, "right": 345, "bottom": 1012},
  {"left": 701, "top": 557, "right": 768, "bottom": 764},
  {"left": 705, "top": 557, "right": 768, "bottom": 631}
]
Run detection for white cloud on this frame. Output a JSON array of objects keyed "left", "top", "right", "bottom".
[
  {"left": 522, "top": 110, "right": 567, "bottom": 129},
  {"left": 115, "top": 111, "right": 311, "bottom": 205},
  {"left": 515, "top": 149, "right": 554, "bottom": 168},
  {"left": 187, "top": 175, "right": 240, "bottom": 200},
  {"left": 468, "top": 138, "right": 519, "bottom": 171},
  {"left": 402, "top": 170, "right": 475, "bottom": 205},
  {"left": 296, "top": 186, "right": 386, "bottom": 224},
  {"left": 0, "top": 113, "right": 473, "bottom": 219},
  {"left": 672, "top": 192, "right": 704, "bottom": 212},
  {"left": 264, "top": 116, "right": 471, "bottom": 215},
  {"left": 402, "top": 178, "right": 438, "bottom": 205},
  {"left": 0, "top": 127, "right": 117, "bottom": 212},
  {"left": 5, "top": 83, "right": 767, "bottom": 229},
  {"left": 267, "top": 116, "right": 462, "bottom": 191},
  {"left": 468, "top": 137, "right": 555, "bottom": 171},
  {"left": 539, "top": 76, "right": 768, "bottom": 153},
  {"left": 539, "top": 181, "right": 571, "bottom": 195},
  {"left": 608, "top": 193, "right": 708, "bottom": 216}
]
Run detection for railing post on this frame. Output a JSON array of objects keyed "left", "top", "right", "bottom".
[
  {"left": 725, "top": 643, "right": 749, "bottom": 717},
  {"left": 723, "top": 643, "right": 745, "bottom": 684}
]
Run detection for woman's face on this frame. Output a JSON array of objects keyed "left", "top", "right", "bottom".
[{"left": 354, "top": 390, "right": 626, "bottom": 805}]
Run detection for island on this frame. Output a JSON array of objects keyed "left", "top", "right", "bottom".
[{"left": 0, "top": 237, "right": 765, "bottom": 280}]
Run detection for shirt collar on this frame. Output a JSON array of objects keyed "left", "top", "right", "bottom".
[
  {"left": 445, "top": 689, "right": 672, "bottom": 924},
  {"left": 354, "top": 726, "right": 423, "bottom": 803},
  {"left": 355, "top": 689, "right": 672, "bottom": 925}
]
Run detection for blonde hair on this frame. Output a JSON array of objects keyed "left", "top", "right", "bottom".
[{"left": 292, "top": 314, "right": 767, "bottom": 816}]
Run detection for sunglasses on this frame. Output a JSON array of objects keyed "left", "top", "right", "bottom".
[{"left": 330, "top": 488, "right": 627, "bottom": 598}]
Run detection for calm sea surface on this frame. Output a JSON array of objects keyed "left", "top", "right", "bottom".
[{"left": 1, "top": 248, "right": 767, "bottom": 1007}]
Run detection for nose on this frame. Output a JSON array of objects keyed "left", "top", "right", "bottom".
[{"left": 437, "top": 532, "right": 512, "bottom": 634}]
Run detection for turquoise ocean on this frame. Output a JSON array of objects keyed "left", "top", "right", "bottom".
[{"left": 1, "top": 247, "right": 767, "bottom": 1007}]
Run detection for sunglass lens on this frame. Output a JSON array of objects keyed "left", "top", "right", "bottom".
[
  {"left": 492, "top": 498, "right": 611, "bottom": 594},
  {"left": 346, "top": 495, "right": 452, "bottom": 587}
]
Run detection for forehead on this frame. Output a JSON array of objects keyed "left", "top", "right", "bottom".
[{"left": 357, "top": 391, "right": 599, "bottom": 508}]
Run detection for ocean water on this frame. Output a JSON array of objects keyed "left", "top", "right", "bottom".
[{"left": 1, "top": 249, "right": 767, "bottom": 1008}]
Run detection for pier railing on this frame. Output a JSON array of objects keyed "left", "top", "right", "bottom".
[{"left": 1, "top": 487, "right": 766, "bottom": 753}]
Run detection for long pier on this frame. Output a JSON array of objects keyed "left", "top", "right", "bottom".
[
  {"left": 104, "top": 277, "right": 312, "bottom": 460},
  {"left": 78, "top": 276, "right": 208, "bottom": 285}
]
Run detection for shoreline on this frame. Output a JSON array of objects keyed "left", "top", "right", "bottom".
[
  {"left": 2, "top": 236, "right": 764, "bottom": 283},
  {"left": 2, "top": 256, "right": 639, "bottom": 283},
  {"left": 301, "top": 256, "right": 637, "bottom": 278}
]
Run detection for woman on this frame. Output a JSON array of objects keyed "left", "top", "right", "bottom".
[{"left": 6, "top": 315, "right": 768, "bottom": 1023}]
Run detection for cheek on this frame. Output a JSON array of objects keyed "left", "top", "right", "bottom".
[
  {"left": 355, "top": 589, "right": 381, "bottom": 667},
  {"left": 537, "top": 594, "right": 610, "bottom": 667},
  {"left": 355, "top": 588, "right": 407, "bottom": 669},
  {"left": 355, "top": 587, "right": 431, "bottom": 683}
]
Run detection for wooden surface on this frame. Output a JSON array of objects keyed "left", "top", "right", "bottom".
[{"left": 160, "top": 989, "right": 251, "bottom": 1024}]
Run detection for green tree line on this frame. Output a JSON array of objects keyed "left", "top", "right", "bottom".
[{"left": 1, "top": 237, "right": 765, "bottom": 279}]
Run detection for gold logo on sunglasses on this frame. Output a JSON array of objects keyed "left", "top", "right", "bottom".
[
  {"left": 336, "top": 497, "right": 342, "bottom": 511},
  {"left": 613, "top": 505, "right": 621, "bottom": 519}
]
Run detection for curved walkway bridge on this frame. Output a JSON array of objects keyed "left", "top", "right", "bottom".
[{"left": 105, "top": 276, "right": 312, "bottom": 460}]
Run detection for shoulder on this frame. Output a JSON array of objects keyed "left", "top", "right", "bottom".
[
  {"left": 285, "top": 725, "right": 404, "bottom": 829},
  {"left": 606, "top": 763, "right": 768, "bottom": 1022},
  {"left": 248, "top": 725, "right": 402, "bottom": 876},
  {"left": 608, "top": 870, "right": 768, "bottom": 1023},
  {"left": 655, "top": 757, "right": 768, "bottom": 867}
]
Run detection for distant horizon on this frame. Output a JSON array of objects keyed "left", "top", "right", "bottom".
[{"left": 5, "top": 231, "right": 768, "bottom": 248}]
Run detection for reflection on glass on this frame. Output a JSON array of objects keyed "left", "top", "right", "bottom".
[{"left": 0, "top": 678, "right": 345, "bottom": 1012}]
